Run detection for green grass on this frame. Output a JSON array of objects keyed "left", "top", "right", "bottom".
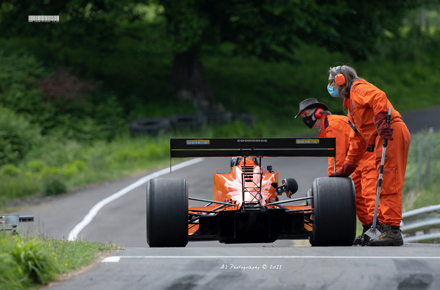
[
  {"left": 0, "top": 134, "right": 172, "bottom": 209},
  {"left": 0, "top": 122, "right": 272, "bottom": 210},
  {"left": 0, "top": 232, "right": 120, "bottom": 289}
]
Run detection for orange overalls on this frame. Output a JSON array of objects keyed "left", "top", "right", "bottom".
[
  {"left": 318, "top": 114, "right": 377, "bottom": 225},
  {"left": 343, "top": 80, "right": 411, "bottom": 227}
]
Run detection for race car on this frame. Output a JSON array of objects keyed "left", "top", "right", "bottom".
[{"left": 146, "top": 138, "right": 356, "bottom": 247}]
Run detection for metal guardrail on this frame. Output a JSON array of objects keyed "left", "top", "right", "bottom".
[
  {"left": 401, "top": 204, "right": 440, "bottom": 243},
  {"left": 0, "top": 214, "right": 34, "bottom": 235}
]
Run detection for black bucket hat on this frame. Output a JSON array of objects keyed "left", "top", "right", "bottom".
[{"left": 294, "top": 98, "right": 329, "bottom": 118}]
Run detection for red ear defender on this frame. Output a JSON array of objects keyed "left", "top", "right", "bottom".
[
  {"left": 335, "top": 66, "right": 346, "bottom": 86},
  {"left": 314, "top": 108, "right": 324, "bottom": 119}
]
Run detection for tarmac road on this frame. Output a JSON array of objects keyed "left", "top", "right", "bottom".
[{"left": 15, "top": 105, "right": 440, "bottom": 289}]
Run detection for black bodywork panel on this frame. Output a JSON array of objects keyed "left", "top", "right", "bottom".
[{"left": 189, "top": 208, "right": 312, "bottom": 243}]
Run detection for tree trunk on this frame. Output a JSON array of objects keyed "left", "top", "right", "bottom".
[{"left": 170, "top": 47, "right": 223, "bottom": 110}]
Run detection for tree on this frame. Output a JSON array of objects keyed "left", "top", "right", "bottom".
[
  {"left": 0, "top": 0, "right": 145, "bottom": 51},
  {"left": 315, "top": 0, "right": 426, "bottom": 59},
  {"left": 1, "top": 0, "right": 426, "bottom": 109},
  {"left": 158, "top": 0, "right": 334, "bottom": 109},
  {"left": 157, "top": 0, "right": 426, "bottom": 109}
]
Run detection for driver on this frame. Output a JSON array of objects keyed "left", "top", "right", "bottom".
[
  {"left": 230, "top": 157, "right": 259, "bottom": 168},
  {"left": 295, "top": 98, "right": 377, "bottom": 245}
]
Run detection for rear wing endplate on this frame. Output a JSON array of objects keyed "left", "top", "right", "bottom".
[{"left": 170, "top": 138, "right": 335, "bottom": 158}]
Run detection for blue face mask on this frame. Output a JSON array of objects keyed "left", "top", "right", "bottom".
[{"left": 327, "top": 85, "right": 340, "bottom": 98}]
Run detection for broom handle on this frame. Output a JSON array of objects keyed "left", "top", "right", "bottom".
[{"left": 372, "top": 107, "right": 392, "bottom": 229}]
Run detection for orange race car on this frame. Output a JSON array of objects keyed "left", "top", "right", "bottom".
[{"left": 146, "top": 138, "right": 356, "bottom": 247}]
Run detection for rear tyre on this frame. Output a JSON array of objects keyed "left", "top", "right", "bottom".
[
  {"left": 309, "top": 177, "right": 356, "bottom": 246},
  {"left": 146, "top": 178, "right": 188, "bottom": 247}
]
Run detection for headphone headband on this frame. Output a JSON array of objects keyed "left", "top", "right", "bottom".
[{"left": 336, "top": 66, "right": 342, "bottom": 75}]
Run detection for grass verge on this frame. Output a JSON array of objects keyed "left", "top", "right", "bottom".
[{"left": 0, "top": 232, "right": 121, "bottom": 290}]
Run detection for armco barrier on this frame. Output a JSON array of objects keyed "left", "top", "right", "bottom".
[{"left": 401, "top": 204, "right": 440, "bottom": 243}]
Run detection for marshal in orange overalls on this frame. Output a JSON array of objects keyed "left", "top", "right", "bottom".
[
  {"left": 343, "top": 80, "right": 411, "bottom": 227},
  {"left": 318, "top": 114, "right": 377, "bottom": 226}
]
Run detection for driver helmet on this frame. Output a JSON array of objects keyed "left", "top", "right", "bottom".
[{"left": 230, "top": 157, "right": 259, "bottom": 168}]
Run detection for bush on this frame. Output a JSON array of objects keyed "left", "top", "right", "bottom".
[
  {"left": 42, "top": 175, "right": 67, "bottom": 196},
  {"left": 0, "top": 164, "right": 21, "bottom": 176},
  {"left": 0, "top": 233, "right": 119, "bottom": 289},
  {"left": 11, "top": 238, "right": 60, "bottom": 285},
  {"left": 26, "top": 160, "right": 47, "bottom": 173},
  {"left": 0, "top": 51, "right": 127, "bottom": 143},
  {"left": 61, "top": 161, "right": 87, "bottom": 177},
  {"left": 0, "top": 106, "right": 42, "bottom": 166}
]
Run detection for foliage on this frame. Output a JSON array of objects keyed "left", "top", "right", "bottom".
[
  {"left": 155, "top": 0, "right": 427, "bottom": 61},
  {"left": 0, "top": 164, "right": 21, "bottom": 176},
  {"left": 0, "top": 106, "right": 42, "bottom": 166},
  {"left": 316, "top": 0, "right": 426, "bottom": 59},
  {"left": 0, "top": 0, "right": 148, "bottom": 52},
  {"left": 373, "top": 25, "right": 440, "bottom": 63},
  {"left": 0, "top": 51, "right": 126, "bottom": 142},
  {"left": 11, "top": 238, "right": 60, "bottom": 285},
  {"left": 42, "top": 175, "right": 67, "bottom": 196},
  {"left": 403, "top": 129, "right": 440, "bottom": 211},
  {"left": 0, "top": 234, "right": 59, "bottom": 288},
  {"left": 159, "top": 0, "right": 330, "bottom": 62},
  {"left": 1, "top": 9, "right": 440, "bottom": 206},
  {"left": 0, "top": 233, "right": 119, "bottom": 289},
  {"left": 0, "top": 176, "right": 41, "bottom": 207},
  {"left": 2, "top": 34, "right": 440, "bottom": 207},
  {"left": 0, "top": 236, "right": 25, "bottom": 290},
  {"left": 0, "top": 1, "right": 431, "bottom": 109}
]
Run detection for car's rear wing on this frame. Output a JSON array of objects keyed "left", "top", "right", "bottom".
[{"left": 170, "top": 137, "right": 336, "bottom": 158}]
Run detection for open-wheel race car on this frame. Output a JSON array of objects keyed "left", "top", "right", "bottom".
[{"left": 146, "top": 138, "right": 356, "bottom": 247}]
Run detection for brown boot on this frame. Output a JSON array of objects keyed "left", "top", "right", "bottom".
[{"left": 365, "top": 224, "right": 403, "bottom": 246}]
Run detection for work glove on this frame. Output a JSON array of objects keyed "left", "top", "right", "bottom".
[
  {"left": 329, "top": 162, "right": 356, "bottom": 177},
  {"left": 373, "top": 112, "right": 394, "bottom": 141}
]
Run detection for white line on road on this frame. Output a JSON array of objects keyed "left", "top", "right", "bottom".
[
  {"left": 68, "top": 158, "right": 204, "bottom": 241},
  {"left": 102, "top": 255, "right": 440, "bottom": 262}
]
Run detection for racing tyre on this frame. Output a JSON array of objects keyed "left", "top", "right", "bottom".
[
  {"left": 309, "top": 177, "right": 356, "bottom": 246},
  {"left": 232, "top": 113, "right": 256, "bottom": 127},
  {"left": 129, "top": 118, "right": 170, "bottom": 137},
  {"left": 146, "top": 178, "right": 188, "bottom": 247},
  {"left": 169, "top": 113, "right": 204, "bottom": 132},
  {"left": 196, "top": 110, "right": 232, "bottom": 125}
]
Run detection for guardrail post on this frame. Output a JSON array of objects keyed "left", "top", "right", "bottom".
[
  {"left": 424, "top": 127, "right": 434, "bottom": 183},
  {"left": 418, "top": 134, "right": 423, "bottom": 191}
]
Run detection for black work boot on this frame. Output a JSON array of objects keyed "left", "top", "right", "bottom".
[
  {"left": 353, "top": 223, "right": 372, "bottom": 246},
  {"left": 364, "top": 224, "right": 404, "bottom": 246}
]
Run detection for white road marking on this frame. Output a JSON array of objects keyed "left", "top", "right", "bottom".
[
  {"left": 102, "top": 257, "right": 121, "bottom": 263},
  {"left": 68, "top": 158, "right": 204, "bottom": 241},
  {"left": 101, "top": 255, "right": 440, "bottom": 262}
]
